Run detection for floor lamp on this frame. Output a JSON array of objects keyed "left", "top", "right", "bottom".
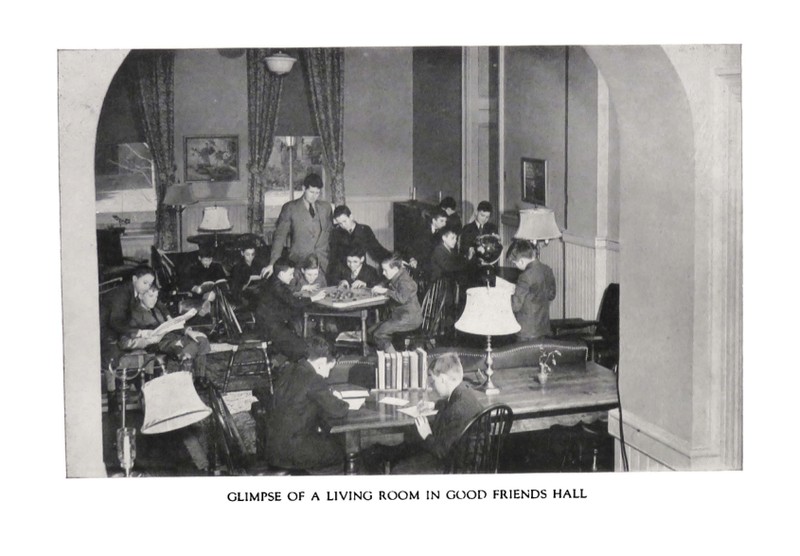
[{"left": 163, "top": 184, "right": 198, "bottom": 252}]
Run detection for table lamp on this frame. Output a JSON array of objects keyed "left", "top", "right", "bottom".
[
  {"left": 198, "top": 206, "right": 233, "bottom": 249},
  {"left": 455, "top": 286, "right": 521, "bottom": 395},
  {"left": 514, "top": 207, "right": 562, "bottom": 252}
]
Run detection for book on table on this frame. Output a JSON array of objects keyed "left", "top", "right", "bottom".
[{"left": 331, "top": 383, "right": 370, "bottom": 399}]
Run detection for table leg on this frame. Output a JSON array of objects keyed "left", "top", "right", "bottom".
[
  {"left": 344, "top": 431, "right": 362, "bottom": 475},
  {"left": 361, "top": 310, "right": 368, "bottom": 356}
]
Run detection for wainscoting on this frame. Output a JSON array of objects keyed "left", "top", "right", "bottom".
[
  {"left": 608, "top": 409, "right": 692, "bottom": 471},
  {"left": 500, "top": 220, "right": 619, "bottom": 320}
]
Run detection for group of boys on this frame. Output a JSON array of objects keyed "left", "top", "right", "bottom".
[{"left": 101, "top": 174, "right": 557, "bottom": 475}]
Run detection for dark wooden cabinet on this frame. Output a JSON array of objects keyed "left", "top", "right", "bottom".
[{"left": 392, "top": 201, "right": 437, "bottom": 260}]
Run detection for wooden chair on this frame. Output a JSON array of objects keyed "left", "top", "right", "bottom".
[
  {"left": 212, "top": 287, "right": 273, "bottom": 394},
  {"left": 396, "top": 278, "right": 460, "bottom": 351},
  {"left": 444, "top": 404, "right": 513, "bottom": 474}
]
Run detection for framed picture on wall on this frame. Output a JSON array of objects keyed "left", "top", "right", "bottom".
[
  {"left": 521, "top": 157, "right": 547, "bottom": 206},
  {"left": 185, "top": 135, "right": 239, "bottom": 182}
]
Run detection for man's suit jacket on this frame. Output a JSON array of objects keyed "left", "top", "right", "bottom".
[
  {"left": 269, "top": 197, "right": 333, "bottom": 271},
  {"left": 458, "top": 221, "right": 498, "bottom": 257}
]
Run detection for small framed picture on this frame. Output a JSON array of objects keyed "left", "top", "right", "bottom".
[
  {"left": 521, "top": 157, "right": 547, "bottom": 206},
  {"left": 185, "top": 135, "right": 239, "bottom": 182}
]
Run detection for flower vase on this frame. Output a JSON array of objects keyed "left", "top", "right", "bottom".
[{"left": 537, "top": 372, "right": 549, "bottom": 385}]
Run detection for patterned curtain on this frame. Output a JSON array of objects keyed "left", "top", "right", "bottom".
[
  {"left": 301, "top": 48, "right": 345, "bottom": 205},
  {"left": 246, "top": 48, "right": 284, "bottom": 235},
  {"left": 129, "top": 50, "right": 178, "bottom": 250}
]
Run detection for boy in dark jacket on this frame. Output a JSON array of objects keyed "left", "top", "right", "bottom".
[
  {"left": 265, "top": 336, "right": 350, "bottom": 473},
  {"left": 508, "top": 239, "right": 557, "bottom": 340},
  {"left": 255, "top": 257, "right": 323, "bottom": 361}
]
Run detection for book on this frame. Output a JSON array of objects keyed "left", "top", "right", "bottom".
[
  {"left": 331, "top": 383, "right": 370, "bottom": 399},
  {"left": 401, "top": 351, "right": 411, "bottom": 390},
  {"left": 409, "top": 351, "right": 419, "bottom": 389},
  {"left": 152, "top": 308, "right": 198, "bottom": 337},
  {"left": 197, "top": 278, "right": 227, "bottom": 294},
  {"left": 335, "top": 330, "right": 362, "bottom": 344},
  {"left": 376, "top": 350, "right": 385, "bottom": 390},
  {"left": 416, "top": 347, "right": 428, "bottom": 390}
]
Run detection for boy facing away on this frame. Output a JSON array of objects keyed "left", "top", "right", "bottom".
[{"left": 508, "top": 239, "right": 557, "bottom": 340}]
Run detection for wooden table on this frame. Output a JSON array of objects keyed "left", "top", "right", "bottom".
[
  {"left": 303, "top": 288, "right": 388, "bottom": 356},
  {"left": 328, "top": 361, "right": 619, "bottom": 473}
]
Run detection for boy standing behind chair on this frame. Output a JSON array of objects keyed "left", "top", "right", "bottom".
[
  {"left": 369, "top": 254, "right": 422, "bottom": 354},
  {"left": 508, "top": 239, "right": 557, "bottom": 340}
]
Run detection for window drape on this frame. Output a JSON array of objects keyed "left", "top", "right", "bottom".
[
  {"left": 301, "top": 48, "right": 345, "bottom": 205},
  {"left": 246, "top": 48, "right": 284, "bottom": 236},
  {"left": 130, "top": 50, "right": 178, "bottom": 250}
]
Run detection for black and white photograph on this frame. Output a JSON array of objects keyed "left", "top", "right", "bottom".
[{"left": 10, "top": 2, "right": 799, "bottom": 554}]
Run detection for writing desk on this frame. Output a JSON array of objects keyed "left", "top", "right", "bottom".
[
  {"left": 328, "top": 361, "right": 619, "bottom": 473},
  {"left": 302, "top": 287, "right": 388, "bottom": 356}
]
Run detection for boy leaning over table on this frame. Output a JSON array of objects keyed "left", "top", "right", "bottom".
[{"left": 364, "top": 352, "right": 483, "bottom": 474}]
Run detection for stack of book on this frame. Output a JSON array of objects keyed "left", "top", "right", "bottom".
[{"left": 374, "top": 348, "right": 428, "bottom": 391}]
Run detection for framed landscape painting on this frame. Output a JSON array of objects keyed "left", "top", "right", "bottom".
[{"left": 184, "top": 135, "right": 239, "bottom": 182}]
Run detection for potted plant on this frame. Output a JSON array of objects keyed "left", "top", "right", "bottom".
[{"left": 537, "top": 348, "right": 562, "bottom": 385}]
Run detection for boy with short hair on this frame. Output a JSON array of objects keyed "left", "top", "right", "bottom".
[
  {"left": 181, "top": 245, "right": 227, "bottom": 316},
  {"left": 255, "top": 257, "right": 324, "bottom": 361},
  {"left": 228, "top": 241, "right": 264, "bottom": 305},
  {"left": 264, "top": 335, "right": 350, "bottom": 474},
  {"left": 382, "top": 352, "right": 483, "bottom": 474},
  {"left": 291, "top": 253, "right": 328, "bottom": 297},
  {"left": 459, "top": 200, "right": 498, "bottom": 257},
  {"left": 508, "top": 239, "right": 557, "bottom": 340},
  {"left": 369, "top": 254, "right": 423, "bottom": 353},
  {"left": 333, "top": 247, "right": 381, "bottom": 289},
  {"left": 438, "top": 196, "right": 462, "bottom": 232},
  {"left": 429, "top": 227, "right": 472, "bottom": 284}
]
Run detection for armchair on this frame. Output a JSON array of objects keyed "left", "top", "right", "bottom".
[{"left": 551, "top": 282, "right": 619, "bottom": 369}]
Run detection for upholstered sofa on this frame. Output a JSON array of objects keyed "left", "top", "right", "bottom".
[{"left": 327, "top": 338, "right": 589, "bottom": 389}]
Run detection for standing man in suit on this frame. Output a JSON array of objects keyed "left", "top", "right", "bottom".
[{"left": 263, "top": 173, "right": 333, "bottom": 277}]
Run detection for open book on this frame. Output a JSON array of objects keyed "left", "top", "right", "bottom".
[
  {"left": 152, "top": 308, "right": 198, "bottom": 336},
  {"left": 196, "top": 279, "right": 227, "bottom": 294}
]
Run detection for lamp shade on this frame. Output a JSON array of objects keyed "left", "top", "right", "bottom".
[
  {"left": 265, "top": 52, "right": 296, "bottom": 75},
  {"left": 455, "top": 286, "right": 521, "bottom": 336},
  {"left": 163, "top": 184, "right": 197, "bottom": 206},
  {"left": 141, "top": 372, "right": 211, "bottom": 435},
  {"left": 514, "top": 207, "right": 562, "bottom": 242},
  {"left": 198, "top": 206, "right": 232, "bottom": 232}
]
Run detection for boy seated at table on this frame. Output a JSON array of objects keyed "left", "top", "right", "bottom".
[
  {"left": 508, "top": 239, "right": 557, "bottom": 340},
  {"left": 365, "top": 352, "right": 483, "bottom": 474},
  {"left": 118, "top": 283, "right": 210, "bottom": 379},
  {"left": 180, "top": 245, "right": 228, "bottom": 316},
  {"left": 369, "top": 254, "right": 423, "bottom": 354},
  {"left": 264, "top": 335, "right": 350, "bottom": 474},
  {"left": 255, "top": 256, "right": 324, "bottom": 362},
  {"left": 228, "top": 240, "right": 265, "bottom": 307},
  {"left": 332, "top": 247, "right": 381, "bottom": 289},
  {"left": 291, "top": 253, "right": 328, "bottom": 297}
]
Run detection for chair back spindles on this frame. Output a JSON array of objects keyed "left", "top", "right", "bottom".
[{"left": 445, "top": 404, "right": 513, "bottom": 474}]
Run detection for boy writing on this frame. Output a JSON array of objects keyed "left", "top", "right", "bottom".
[
  {"left": 264, "top": 335, "right": 350, "bottom": 474},
  {"left": 508, "top": 239, "right": 557, "bottom": 340}
]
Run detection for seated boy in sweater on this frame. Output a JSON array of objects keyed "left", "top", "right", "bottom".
[{"left": 369, "top": 254, "right": 423, "bottom": 354}]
